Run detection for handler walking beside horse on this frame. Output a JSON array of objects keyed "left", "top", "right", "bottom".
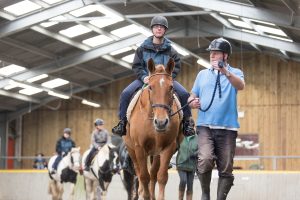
[{"left": 188, "top": 37, "right": 245, "bottom": 200}]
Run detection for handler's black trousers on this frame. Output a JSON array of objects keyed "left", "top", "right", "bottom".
[{"left": 196, "top": 126, "right": 237, "bottom": 178}]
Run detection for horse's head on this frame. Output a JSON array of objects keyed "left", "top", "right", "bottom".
[
  {"left": 147, "top": 58, "right": 174, "bottom": 132},
  {"left": 69, "top": 147, "right": 81, "bottom": 172},
  {"left": 98, "top": 144, "right": 119, "bottom": 175},
  {"left": 108, "top": 144, "right": 120, "bottom": 174}
]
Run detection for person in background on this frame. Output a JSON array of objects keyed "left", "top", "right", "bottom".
[
  {"left": 84, "top": 118, "right": 110, "bottom": 171},
  {"left": 176, "top": 134, "right": 198, "bottom": 200},
  {"left": 112, "top": 15, "right": 195, "bottom": 137},
  {"left": 33, "top": 153, "right": 47, "bottom": 169},
  {"left": 188, "top": 37, "right": 245, "bottom": 200},
  {"left": 51, "top": 128, "right": 75, "bottom": 174}
]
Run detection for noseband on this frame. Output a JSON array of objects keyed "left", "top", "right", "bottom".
[{"left": 148, "top": 73, "right": 174, "bottom": 116}]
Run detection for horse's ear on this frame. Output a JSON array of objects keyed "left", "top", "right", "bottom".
[
  {"left": 165, "top": 58, "right": 174, "bottom": 75},
  {"left": 147, "top": 58, "right": 156, "bottom": 74}
]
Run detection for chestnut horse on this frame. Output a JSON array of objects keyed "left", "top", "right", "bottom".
[{"left": 124, "top": 58, "right": 183, "bottom": 200}]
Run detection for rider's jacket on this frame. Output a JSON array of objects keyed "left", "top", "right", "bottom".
[
  {"left": 56, "top": 137, "right": 75, "bottom": 156},
  {"left": 132, "top": 36, "right": 181, "bottom": 81}
]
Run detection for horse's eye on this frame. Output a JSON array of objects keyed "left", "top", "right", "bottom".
[{"left": 170, "top": 85, "right": 173, "bottom": 90}]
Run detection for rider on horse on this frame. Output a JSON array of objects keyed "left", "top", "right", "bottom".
[
  {"left": 51, "top": 128, "right": 76, "bottom": 174},
  {"left": 112, "top": 15, "right": 195, "bottom": 137},
  {"left": 84, "top": 118, "right": 110, "bottom": 171}
]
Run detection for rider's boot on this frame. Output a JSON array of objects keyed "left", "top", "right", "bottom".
[
  {"left": 112, "top": 118, "right": 127, "bottom": 137},
  {"left": 183, "top": 117, "right": 195, "bottom": 136}
]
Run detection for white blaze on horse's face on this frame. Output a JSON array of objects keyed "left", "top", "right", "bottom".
[{"left": 159, "top": 77, "right": 165, "bottom": 88}]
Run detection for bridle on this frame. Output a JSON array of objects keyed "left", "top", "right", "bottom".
[{"left": 148, "top": 73, "right": 174, "bottom": 117}]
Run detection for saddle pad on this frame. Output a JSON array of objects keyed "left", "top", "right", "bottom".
[
  {"left": 126, "top": 89, "right": 142, "bottom": 122},
  {"left": 173, "top": 94, "right": 183, "bottom": 120},
  {"left": 126, "top": 89, "right": 183, "bottom": 122}
]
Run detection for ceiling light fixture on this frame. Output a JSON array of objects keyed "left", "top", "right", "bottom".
[
  {"left": 48, "top": 91, "right": 70, "bottom": 99},
  {"left": 197, "top": 58, "right": 211, "bottom": 69},
  {"left": 81, "top": 99, "right": 100, "bottom": 108},
  {"left": 0, "top": 64, "right": 26, "bottom": 76},
  {"left": 27, "top": 74, "right": 48, "bottom": 83}
]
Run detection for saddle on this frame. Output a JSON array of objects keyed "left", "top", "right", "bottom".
[{"left": 126, "top": 88, "right": 183, "bottom": 123}]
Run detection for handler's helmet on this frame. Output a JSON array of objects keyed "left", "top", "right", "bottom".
[
  {"left": 150, "top": 16, "right": 168, "bottom": 29},
  {"left": 94, "top": 118, "right": 104, "bottom": 126},
  {"left": 63, "top": 128, "right": 71, "bottom": 134},
  {"left": 206, "top": 37, "right": 232, "bottom": 56}
]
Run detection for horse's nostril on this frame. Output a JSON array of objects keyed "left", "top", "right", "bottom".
[
  {"left": 164, "top": 119, "right": 169, "bottom": 126},
  {"left": 154, "top": 119, "right": 158, "bottom": 125}
]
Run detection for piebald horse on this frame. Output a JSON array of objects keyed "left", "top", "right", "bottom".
[
  {"left": 124, "top": 58, "right": 183, "bottom": 200},
  {"left": 81, "top": 144, "right": 119, "bottom": 200},
  {"left": 47, "top": 147, "right": 81, "bottom": 200}
]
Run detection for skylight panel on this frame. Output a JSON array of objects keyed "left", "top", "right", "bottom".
[
  {"left": 69, "top": 5, "right": 98, "bottom": 17},
  {"left": 228, "top": 19, "right": 252, "bottom": 29},
  {"left": 89, "top": 17, "right": 123, "bottom": 29},
  {"left": 4, "top": 0, "right": 42, "bottom": 16},
  {"left": 3, "top": 80, "right": 19, "bottom": 90},
  {"left": 82, "top": 35, "right": 113, "bottom": 47},
  {"left": 41, "top": 78, "right": 69, "bottom": 88},
  {"left": 121, "top": 54, "right": 135, "bottom": 63},
  {"left": 242, "top": 29, "right": 259, "bottom": 35},
  {"left": 41, "top": 0, "right": 64, "bottom": 5},
  {"left": 111, "top": 24, "right": 140, "bottom": 38},
  {"left": 0, "top": 64, "right": 26, "bottom": 76},
  {"left": 70, "top": 5, "right": 123, "bottom": 28},
  {"left": 40, "top": 16, "right": 66, "bottom": 27},
  {"left": 27, "top": 74, "right": 48, "bottom": 83},
  {"left": 110, "top": 47, "right": 132, "bottom": 56},
  {"left": 19, "top": 87, "right": 43, "bottom": 95},
  {"left": 59, "top": 25, "right": 92, "bottom": 38},
  {"left": 256, "top": 25, "right": 287, "bottom": 37}
]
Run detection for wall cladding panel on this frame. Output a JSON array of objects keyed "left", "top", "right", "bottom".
[{"left": 22, "top": 52, "right": 300, "bottom": 170}]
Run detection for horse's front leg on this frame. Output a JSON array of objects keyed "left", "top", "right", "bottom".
[
  {"left": 84, "top": 178, "right": 93, "bottom": 200},
  {"left": 157, "top": 142, "right": 177, "bottom": 200},
  {"left": 150, "top": 155, "right": 160, "bottom": 200},
  {"left": 135, "top": 147, "right": 150, "bottom": 200},
  {"left": 57, "top": 182, "right": 64, "bottom": 200},
  {"left": 68, "top": 183, "right": 76, "bottom": 200}
]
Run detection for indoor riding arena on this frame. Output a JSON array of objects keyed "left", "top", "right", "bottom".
[{"left": 0, "top": 0, "right": 299, "bottom": 200}]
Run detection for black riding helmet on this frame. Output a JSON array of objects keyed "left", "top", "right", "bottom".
[
  {"left": 94, "top": 118, "right": 104, "bottom": 126},
  {"left": 150, "top": 16, "right": 168, "bottom": 29},
  {"left": 207, "top": 37, "right": 232, "bottom": 56}
]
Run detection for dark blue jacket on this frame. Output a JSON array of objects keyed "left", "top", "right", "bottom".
[
  {"left": 55, "top": 137, "right": 75, "bottom": 155},
  {"left": 132, "top": 36, "right": 181, "bottom": 81}
]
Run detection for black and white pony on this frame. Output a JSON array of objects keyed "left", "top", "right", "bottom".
[
  {"left": 47, "top": 147, "right": 81, "bottom": 200},
  {"left": 81, "top": 143, "right": 119, "bottom": 200}
]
